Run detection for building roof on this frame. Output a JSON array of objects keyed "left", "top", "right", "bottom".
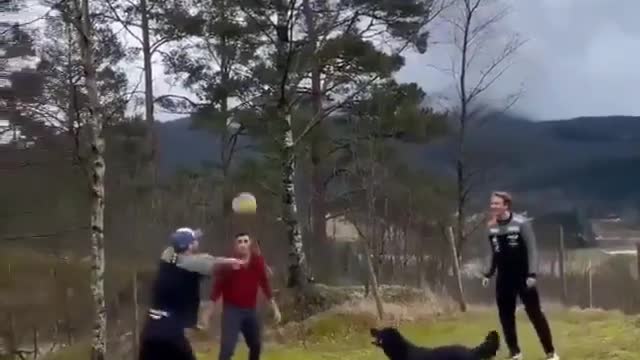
[{"left": 590, "top": 218, "right": 640, "bottom": 242}]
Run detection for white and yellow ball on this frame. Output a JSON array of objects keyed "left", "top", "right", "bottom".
[{"left": 232, "top": 192, "right": 257, "bottom": 214}]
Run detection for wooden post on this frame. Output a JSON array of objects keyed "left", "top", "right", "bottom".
[
  {"left": 587, "top": 259, "right": 593, "bottom": 309},
  {"left": 559, "top": 225, "right": 567, "bottom": 305},
  {"left": 33, "top": 327, "right": 39, "bottom": 359},
  {"left": 6, "top": 263, "right": 17, "bottom": 357},
  {"left": 132, "top": 270, "right": 140, "bottom": 359},
  {"left": 65, "top": 287, "right": 73, "bottom": 345},
  {"left": 636, "top": 242, "right": 640, "bottom": 281},
  {"left": 447, "top": 226, "right": 467, "bottom": 312}
]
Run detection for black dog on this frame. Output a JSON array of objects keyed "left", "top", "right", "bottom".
[{"left": 370, "top": 327, "right": 499, "bottom": 360}]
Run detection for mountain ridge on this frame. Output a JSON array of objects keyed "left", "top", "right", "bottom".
[{"left": 155, "top": 114, "right": 640, "bottom": 210}]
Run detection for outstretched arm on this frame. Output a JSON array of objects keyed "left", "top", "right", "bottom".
[{"left": 170, "top": 253, "right": 245, "bottom": 276}]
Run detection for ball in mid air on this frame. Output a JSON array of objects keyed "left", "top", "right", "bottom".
[{"left": 232, "top": 192, "right": 257, "bottom": 214}]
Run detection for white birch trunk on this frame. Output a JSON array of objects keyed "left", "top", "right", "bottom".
[
  {"left": 281, "top": 120, "right": 309, "bottom": 288},
  {"left": 73, "top": 0, "right": 107, "bottom": 358},
  {"left": 276, "top": 0, "right": 310, "bottom": 289}
]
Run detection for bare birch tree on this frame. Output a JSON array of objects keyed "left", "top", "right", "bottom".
[
  {"left": 424, "top": 0, "right": 524, "bottom": 312},
  {"left": 439, "top": 0, "right": 524, "bottom": 256},
  {"left": 271, "top": 0, "right": 311, "bottom": 289}
]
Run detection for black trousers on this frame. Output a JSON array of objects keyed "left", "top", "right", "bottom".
[
  {"left": 139, "top": 316, "right": 196, "bottom": 360},
  {"left": 496, "top": 277, "right": 555, "bottom": 355},
  {"left": 139, "top": 336, "right": 196, "bottom": 360}
]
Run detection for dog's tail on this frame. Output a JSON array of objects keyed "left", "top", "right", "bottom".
[{"left": 472, "top": 330, "right": 500, "bottom": 359}]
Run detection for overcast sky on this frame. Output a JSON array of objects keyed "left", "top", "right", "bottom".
[
  {"left": 3, "top": 0, "right": 640, "bottom": 123},
  {"left": 397, "top": 0, "right": 640, "bottom": 121}
]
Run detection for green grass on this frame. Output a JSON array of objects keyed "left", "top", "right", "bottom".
[
  {"left": 195, "top": 309, "right": 640, "bottom": 360},
  {"left": 46, "top": 309, "right": 640, "bottom": 360}
]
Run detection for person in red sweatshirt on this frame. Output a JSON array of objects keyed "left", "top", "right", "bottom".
[{"left": 210, "top": 233, "right": 281, "bottom": 360}]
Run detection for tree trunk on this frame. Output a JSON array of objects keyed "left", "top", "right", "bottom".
[
  {"left": 559, "top": 225, "right": 567, "bottom": 305},
  {"left": 140, "top": 0, "right": 155, "bottom": 180},
  {"left": 276, "top": 0, "right": 310, "bottom": 290},
  {"left": 402, "top": 224, "right": 408, "bottom": 285},
  {"left": 363, "top": 237, "right": 384, "bottom": 320},
  {"left": 302, "top": 0, "right": 329, "bottom": 259},
  {"left": 132, "top": 270, "right": 140, "bottom": 359},
  {"left": 74, "top": 0, "right": 107, "bottom": 357},
  {"left": 416, "top": 240, "right": 425, "bottom": 288},
  {"left": 282, "top": 123, "right": 310, "bottom": 289},
  {"left": 455, "top": 0, "right": 473, "bottom": 259},
  {"left": 220, "top": 96, "right": 232, "bottom": 240},
  {"left": 219, "top": 17, "right": 234, "bottom": 240},
  {"left": 447, "top": 226, "right": 467, "bottom": 312},
  {"left": 364, "top": 138, "right": 384, "bottom": 319}
]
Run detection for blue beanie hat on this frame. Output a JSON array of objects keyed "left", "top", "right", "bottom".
[{"left": 170, "top": 227, "right": 202, "bottom": 253}]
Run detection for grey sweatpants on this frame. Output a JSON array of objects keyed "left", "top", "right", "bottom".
[{"left": 218, "top": 305, "right": 261, "bottom": 360}]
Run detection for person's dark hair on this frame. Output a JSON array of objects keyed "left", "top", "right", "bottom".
[{"left": 233, "top": 232, "right": 261, "bottom": 255}]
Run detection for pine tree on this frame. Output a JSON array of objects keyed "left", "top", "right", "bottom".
[
  {"left": 158, "top": 0, "right": 265, "bottom": 239},
  {"left": 296, "top": 0, "right": 435, "bottom": 269}
]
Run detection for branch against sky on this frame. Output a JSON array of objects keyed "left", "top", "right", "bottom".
[
  {"left": 429, "top": 0, "right": 525, "bottom": 255},
  {"left": 431, "top": 0, "right": 526, "bottom": 118}
]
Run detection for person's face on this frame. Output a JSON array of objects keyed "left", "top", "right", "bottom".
[
  {"left": 234, "top": 235, "right": 251, "bottom": 256},
  {"left": 188, "top": 239, "right": 200, "bottom": 253},
  {"left": 489, "top": 195, "right": 508, "bottom": 217}
]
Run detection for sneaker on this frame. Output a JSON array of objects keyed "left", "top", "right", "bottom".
[
  {"left": 507, "top": 353, "right": 523, "bottom": 360},
  {"left": 546, "top": 353, "right": 559, "bottom": 360}
]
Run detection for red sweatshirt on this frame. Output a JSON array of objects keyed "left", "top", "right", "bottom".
[{"left": 210, "top": 254, "right": 273, "bottom": 308}]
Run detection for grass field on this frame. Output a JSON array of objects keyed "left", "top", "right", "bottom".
[{"left": 191, "top": 309, "right": 640, "bottom": 360}]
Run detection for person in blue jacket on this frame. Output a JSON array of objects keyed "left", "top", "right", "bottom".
[{"left": 139, "top": 227, "right": 245, "bottom": 360}]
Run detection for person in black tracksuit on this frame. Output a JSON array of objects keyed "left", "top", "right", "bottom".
[
  {"left": 482, "top": 192, "right": 559, "bottom": 360},
  {"left": 139, "top": 228, "right": 245, "bottom": 360}
]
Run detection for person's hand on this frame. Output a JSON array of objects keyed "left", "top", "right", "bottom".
[
  {"left": 197, "top": 301, "right": 214, "bottom": 330},
  {"left": 231, "top": 257, "right": 249, "bottom": 270},
  {"left": 482, "top": 276, "right": 490, "bottom": 288},
  {"left": 218, "top": 257, "right": 246, "bottom": 269},
  {"left": 525, "top": 276, "right": 536, "bottom": 288},
  {"left": 271, "top": 300, "right": 282, "bottom": 324}
]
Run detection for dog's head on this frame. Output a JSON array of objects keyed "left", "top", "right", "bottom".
[{"left": 370, "top": 327, "right": 406, "bottom": 349}]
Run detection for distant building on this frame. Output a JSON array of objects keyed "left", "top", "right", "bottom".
[
  {"left": 325, "top": 214, "right": 359, "bottom": 243},
  {"left": 589, "top": 217, "right": 640, "bottom": 252}
]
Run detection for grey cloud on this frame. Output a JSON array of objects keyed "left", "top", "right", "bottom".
[{"left": 397, "top": 0, "right": 640, "bottom": 120}]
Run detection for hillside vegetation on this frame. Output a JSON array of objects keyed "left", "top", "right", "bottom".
[{"left": 155, "top": 115, "right": 640, "bottom": 209}]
